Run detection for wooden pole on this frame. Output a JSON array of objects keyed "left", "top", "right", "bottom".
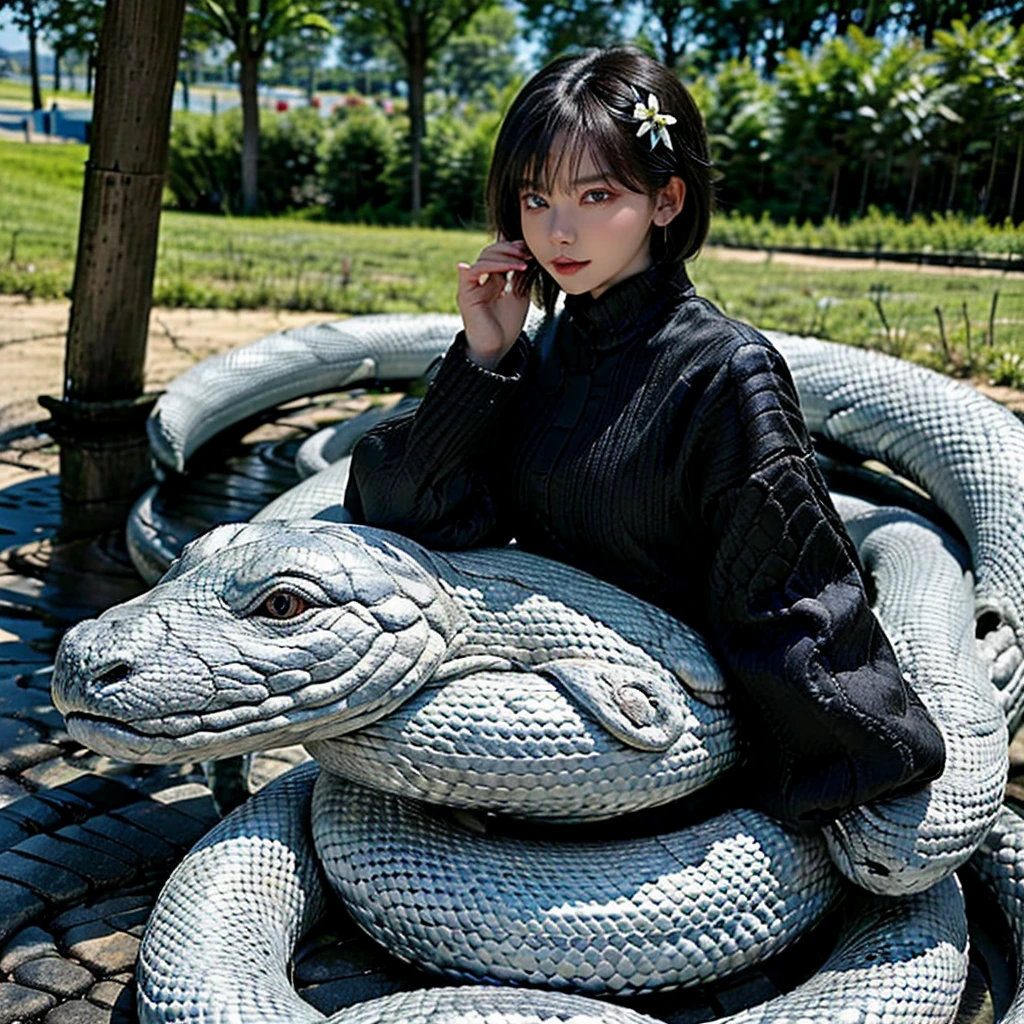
[{"left": 40, "top": 0, "right": 187, "bottom": 538}]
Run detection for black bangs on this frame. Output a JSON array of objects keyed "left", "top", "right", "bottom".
[
  {"left": 485, "top": 47, "right": 714, "bottom": 316},
  {"left": 514, "top": 99, "right": 650, "bottom": 199}
]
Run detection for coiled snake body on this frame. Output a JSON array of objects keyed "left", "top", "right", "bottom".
[{"left": 51, "top": 314, "right": 1024, "bottom": 1022}]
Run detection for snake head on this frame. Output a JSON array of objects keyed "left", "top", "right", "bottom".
[{"left": 52, "top": 521, "right": 464, "bottom": 762}]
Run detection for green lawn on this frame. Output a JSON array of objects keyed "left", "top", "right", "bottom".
[
  {"left": 0, "top": 79, "right": 92, "bottom": 105},
  {"left": 690, "top": 254, "right": 1023, "bottom": 384},
  {"left": 0, "top": 140, "right": 487, "bottom": 313},
  {"left": 2, "top": 138, "right": 1023, "bottom": 385}
]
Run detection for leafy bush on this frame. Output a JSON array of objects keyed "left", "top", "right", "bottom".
[
  {"left": 167, "top": 107, "right": 326, "bottom": 214},
  {"left": 258, "top": 107, "right": 326, "bottom": 213},
  {"left": 989, "top": 350, "right": 1024, "bottom": 389},
  {"left": 166, "top": 110, "right": 240, "bottom": 214},
  {"left": 321, "top": 107, "right": 400, "bottom": 221},
  {"left": 420, "top": 109, "right": 499, "bottom": 229},
  {"left": 708, "top": 207, "right": 1024, "bottom": 257}
]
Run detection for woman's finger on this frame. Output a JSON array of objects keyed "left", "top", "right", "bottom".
[
  {"left": 458, "top": 261, "right": 527, "bottom": 289},
  {"left": 466, "top": 256, "right": 530, "bottom": 275},
  {"left": 459, "top": 256, "right": 526, "bottom": 271},
  {"left": 477, "top": 241, "right": 532, "bottom": 262}
]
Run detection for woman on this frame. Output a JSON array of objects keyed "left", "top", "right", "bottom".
[{"left": 345, "top": 47, "right": 945, "bottom": 828}]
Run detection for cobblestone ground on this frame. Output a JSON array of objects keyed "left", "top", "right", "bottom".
[{"left": 0, "top": 395, "right": 1018, "bottom": 1024}]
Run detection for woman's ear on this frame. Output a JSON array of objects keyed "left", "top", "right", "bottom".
[{"left": 653, "top": 176, "right": 686, "bottom": 227}]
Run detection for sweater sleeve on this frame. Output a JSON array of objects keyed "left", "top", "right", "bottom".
[
  {"left": 690, "top": 335, "right": 946, "bottom": 828},
  {"left": 345, "top": 332, "right": 528, "bottom": 549}
]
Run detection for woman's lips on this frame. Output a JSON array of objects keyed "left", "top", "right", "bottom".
[{"left": 551, "top": 257, "right": 590, "bottom": 275}]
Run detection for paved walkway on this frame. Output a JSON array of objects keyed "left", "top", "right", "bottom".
[
  {"left": 0, "top": 377, "right": 1021, "bottom": 1022},
  {"left": 0, "top": 400, "right": 429, "bottom": 1024}
]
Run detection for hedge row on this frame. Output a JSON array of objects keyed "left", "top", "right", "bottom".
[
  {"left": 710, "top": 208, "right": 1024, "bottom": 258},
  {"left": 165, "top": 104, "right": 499, "bottom": 229},
  {"left": 166, "top": 104, "right": 1024, "bottom": 259}
]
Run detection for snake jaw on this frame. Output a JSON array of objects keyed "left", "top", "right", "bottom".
[
  {"left": 63, "top": 712, "right": 167, "bottom": 761},
  {"left": 52, "top": 521, "right": 466, "bottom": 763}
]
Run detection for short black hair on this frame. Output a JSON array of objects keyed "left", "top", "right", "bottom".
[{"left": 486, "top": 47, "right": 714, "bottom": 314}]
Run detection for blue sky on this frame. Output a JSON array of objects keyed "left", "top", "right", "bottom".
[
  {"left": 0, "top": 8, "right": 644, "bottom": 69},
  {"left": 0, "top": 14, "right": 50, "bottom": 55}
]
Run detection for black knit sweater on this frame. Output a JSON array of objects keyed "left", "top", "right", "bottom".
[{"left": 345, "top": 260, "right": 946, "bottom": 827}]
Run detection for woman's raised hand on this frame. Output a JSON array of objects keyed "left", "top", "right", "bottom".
[{"left": 456, "top": 239, "right": 532, "bottom": 369}]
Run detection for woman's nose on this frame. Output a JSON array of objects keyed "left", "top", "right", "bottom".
[{"left": 548, "top": 212, "right": 575, "bottom": 245}]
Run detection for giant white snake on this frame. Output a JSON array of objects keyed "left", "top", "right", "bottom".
[{"left": 50, "top": 312, "right": 1024, "bottom": 1022}]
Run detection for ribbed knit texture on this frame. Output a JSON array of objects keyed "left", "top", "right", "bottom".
[{"left": 347, "top": 260, "right": 945, "bottom": 827}]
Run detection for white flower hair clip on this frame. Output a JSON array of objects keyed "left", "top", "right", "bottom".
[{"left": 632, "top": 92, "right": 677, "bottom": 151}]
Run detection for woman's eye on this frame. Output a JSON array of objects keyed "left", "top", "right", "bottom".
[
  {"left": 259, "top": 591, "right": 307, "bottom": 620},
  {"left": 583, "top": 189, "right": 613, "bottom": 204},
  {"left": 522, "top": 193, "right": 547, "bottom": 210}
]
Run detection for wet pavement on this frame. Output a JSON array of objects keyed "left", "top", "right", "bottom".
[{"left": 0, "top": 398, "right": 1019, "bottom": 1024}]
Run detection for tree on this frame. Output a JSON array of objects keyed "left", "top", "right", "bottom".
[
  {"left": 268, "top": 22, "right": 332, "bottom": 98},
  {"left": 636, "top": 0, "right": 716, "bottom": 69},
  {"left": 902, "top": 0, "right": 994, "bottom": 46},
  {"left": 333, "top": 17, "right": 402, "bottom": 95},
  {"left": 992, "top": 25, "right": 1024, "bottom": 221},
  {"left": 7, "top": 0, "right": 51, "bottom": 109},
  {"left": 190, "top": 0, "right": 332, "bottom": 214},
  {"left": 338, "top": 0, "right": 498, "bottom": 221},
  {"left": 771, "top": 43, "right": 854, "bottom": 220},
  {"left": 178, "top": 8, "right": 219, "bottom": 111},
  {"left": 517, "top": 0, "right": 624, "bottom": 63},
  {"left": 836, "top": 35, "right": 965, "bottom": 219},
  {"left": 677, "top": 0, "right": 772, "bottom": 70},
  {"left": 41, "top": 0, "right": 103, "bottom": 94},
  {"left": 56, "top": 0, "right": 187, "bottom": 535},
  {"left": 432, "top": 5, "right": 518, "bottom": 102},
  {"left": 930, "top": 19, "right": 1012, "bottom": 213},
  {"left": 699, "top": 58, "right": 778, "bottom": 212}
]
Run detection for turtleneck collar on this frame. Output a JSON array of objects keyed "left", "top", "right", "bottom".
[{"left": 562, "top": 259, "right": 696, "bottom": 352}]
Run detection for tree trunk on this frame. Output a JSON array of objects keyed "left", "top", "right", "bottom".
[
  {"left": 47, "top": 0, "right": 187, "bottom": 537},
  {"left": 407, "top": 15, "right": 427, "bottom": 223},
  {"left": 659, "top": 8, "right": 680, "bottom": 68},
  {"left": 662, "top": 34, "right": 677, "bottom": 69},
  {"left": 54, "top": 46, "right": 62, "bottom": 92},
  {"left": 1010, "top": 131, "right": 1024, "bottom": 224},
  {"left": 982, "top": 135, "right": 999, "bottom": 216},
  {"left": 827, "top": 161, "right": 841, "bottom": 218},
  {"left": 27, "top": 2, "right": 43, "bottom": 111},
  {"left": 862, "top": 0, "right": 878, "bottom": 34},
  {"left": 86, "top": 53, "right": 94, "bottom": 94},
  {"left": 179, "top": 66, "right": 190, "bottom": 111},
  {"left": 946, "top": 146, "right": 961, "bottom": 213},
  {"left": 858, "top": 156, "right": 871, "bottom": 217},
  {"left": 905, "top": 154, "right": 920, "bottom": 220},
  {"left": 239, "top": 49, "right": 261, "bottom": 214}
]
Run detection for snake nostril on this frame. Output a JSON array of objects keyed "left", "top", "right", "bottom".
[
  {"left": 976, "top": 610, "right": 1003, "bottom": 640},
  {"left": 94, "top": 662, "right": 132, "bottom": 686}
]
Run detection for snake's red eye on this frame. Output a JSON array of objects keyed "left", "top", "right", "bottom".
[{"left": 260, "top": 591, "right": 306, "bottom": 620}]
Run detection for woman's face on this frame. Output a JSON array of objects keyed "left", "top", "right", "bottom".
[{"left": 518, "top": 144, "right": 682, "bottom": 299}]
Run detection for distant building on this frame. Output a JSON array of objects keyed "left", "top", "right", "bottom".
[
  {"left": 0, "top": 49, "right": 55, "bottom": 75},
  {"left": 0, "top": 49, "right": 19, "bottom": 77}
]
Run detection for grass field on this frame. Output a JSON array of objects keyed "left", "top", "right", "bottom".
[
  {"left": 2, "top": 139, "right": 1023, "bottom": 385},
  {"left": 0, "top": 79, "right": 91, "bottom": 105}
]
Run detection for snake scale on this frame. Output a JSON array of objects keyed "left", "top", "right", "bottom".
[{"left": 51, "top": 313, "right": 1024, "bottom": 1022}]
